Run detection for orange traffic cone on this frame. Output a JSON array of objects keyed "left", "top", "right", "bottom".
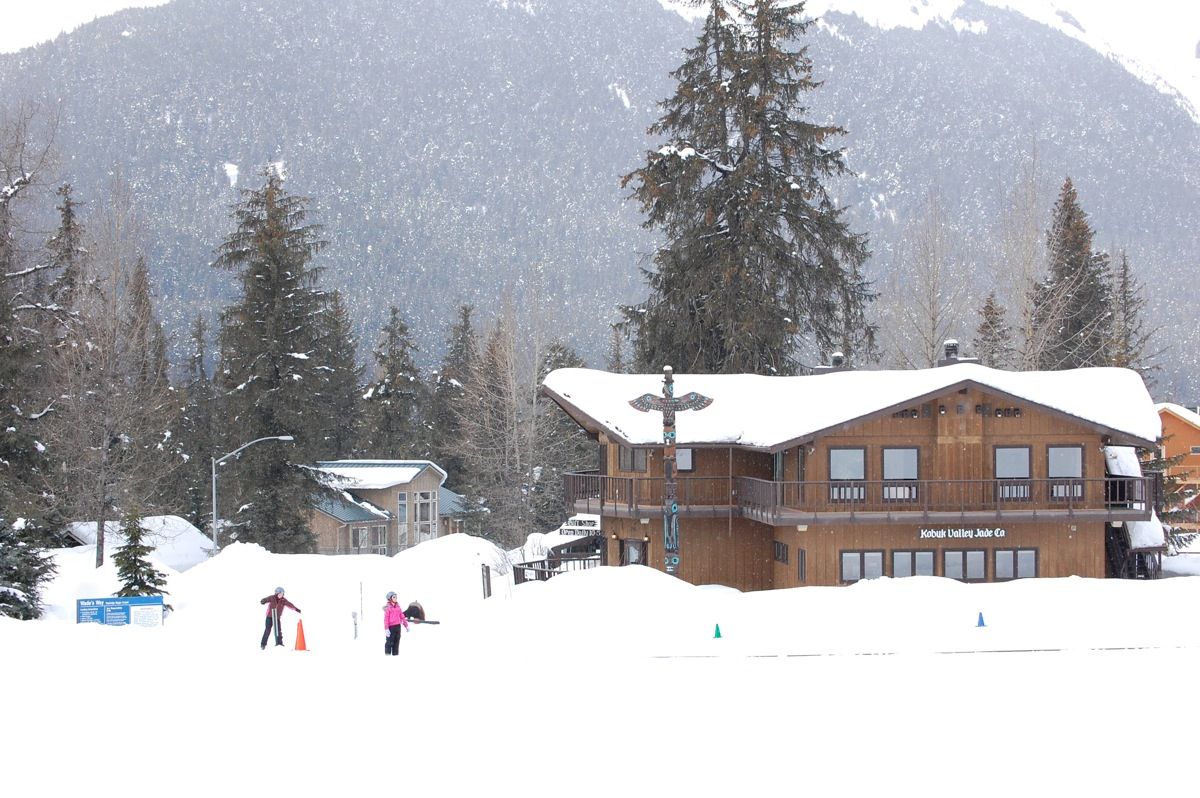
[{"left": 295, "top": 619, "right": 308, "bottom": 651}]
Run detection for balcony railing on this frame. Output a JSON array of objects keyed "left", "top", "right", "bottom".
[
  {"left": 564, "top": 471, "right": 734, "bottom": 517},
  {"left": 564, "top": 472, "right": 1158, "bottom": 525}
]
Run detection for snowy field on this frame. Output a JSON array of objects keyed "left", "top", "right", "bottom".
[{"left": 7, "top": 535, "right": 1200, "bottom": 796}]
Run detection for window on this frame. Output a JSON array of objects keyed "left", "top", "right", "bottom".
[
  {"left": 840, "top": 550, "right": 883, "bottom": 583},
  {"left": 882, "top": 447, "right": 919, "bottom": 501},
  {"left": 796, "top": 549, "right": 807, "bottom": 584},
  {"left": 892, "top": 550, "right": 935, "bottom": 578},
  {"left": 619, "top": 446, "right": 648, "bottom": 473},
  {"left": 773, "top": 541, "right": 789, "bottom": 564},
  {"left": 1191, "top": 446, "right": 1200, "bottom": 455},
  {"left": 416, "top": 490, "right": 437, "bottom": 543},
  {"left": 995, "top": 548, "right": 1037, "bottom": 580},
  {"left": 676, "top": 448, "right": 694, "bottom": 472},
  {"left": 773, "top": 451, "right": 785, "bottom": 481},
  {"left": 396, "top": 492, "right": 409, "bottom": 549},
  {"left": 944, "top": 550, "right": 986, "bottom": 581},
  {"left": 350, "top": 526, "right": 366, "bottom": 550},
  {"left": 1048, "top": 446, "right": 1084, "bottom": 501},
  {"left": 830, "top": 448, "right": 866, "bottom": 502},
  {"left": 995, "top": 447, "right": 1031, "bottom": 501}
]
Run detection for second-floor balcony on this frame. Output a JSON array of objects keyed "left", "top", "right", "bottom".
[{"left": 564, "top": 472, "right": 1158, "bottom": 526}]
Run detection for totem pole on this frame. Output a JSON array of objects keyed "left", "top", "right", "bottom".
[{"left": 629, "top": 366, "right": 712, "bottom": 575}]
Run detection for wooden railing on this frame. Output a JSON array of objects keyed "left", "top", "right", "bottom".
[
  {"left": 564, "top": 471, "right": 733, "bottom": 516},
  {"left": 564, "top": 472, "right": 1159, "bottom": 524},
  {"left": 511, "top": 553, "right": 604, "bottom": 585}
]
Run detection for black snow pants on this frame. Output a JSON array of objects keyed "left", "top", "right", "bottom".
[
  {"left": 261, "top": 610, "right": 283, "bottom": 648},
  {"left": 385, "top": 624, "right": 402, "bottom": 655}
]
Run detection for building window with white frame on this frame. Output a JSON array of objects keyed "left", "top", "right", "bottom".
[
  {"left": 415, "top": 490, "right": 436, "bottom": 543},
  {"left": 371, "top": 524, "right": 387, "bottom": 555},
  {"left": 397, "top": 492, "right": 409, "bottom": 549}
]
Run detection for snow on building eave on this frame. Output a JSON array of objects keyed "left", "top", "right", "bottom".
[
  {"left": 541, "top": 364, "right": 1161, "bottom": 450},
  {"left": 1156, "top": 402, "right": 1200, "bottom": 431}
]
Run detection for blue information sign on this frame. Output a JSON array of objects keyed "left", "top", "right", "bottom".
[{"left": 76, "top": 596, "right": 165, "bottom": 627}]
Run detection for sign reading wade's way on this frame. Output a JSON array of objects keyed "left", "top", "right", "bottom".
[{"left": 77, "top": 596, "right": 165, "bottom": 628}]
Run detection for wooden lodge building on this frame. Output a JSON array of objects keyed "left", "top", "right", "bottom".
[{"left": 541, "top": 351, "right": 1165, "bottom": 591}]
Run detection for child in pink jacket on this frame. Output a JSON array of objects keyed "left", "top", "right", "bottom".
[{"left": 383, "top": 591, "right": 409, "bottom": 655}]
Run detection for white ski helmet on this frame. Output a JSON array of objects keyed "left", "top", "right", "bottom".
[{"left": 274, "top": 587, "right": 285, "bottom": 596}]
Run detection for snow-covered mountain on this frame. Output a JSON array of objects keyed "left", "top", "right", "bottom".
[
  {"left": 2, "top": 0, "right": 1197, "bottom": 401},
  {"left": 661, "top": 0, "right": 1200, "bottom": 121}
]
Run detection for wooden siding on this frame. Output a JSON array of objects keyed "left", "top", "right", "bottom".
[
  {"left": 310, "top": 510, "right": 344, "bottom": 553},
  {"left": 606, "top": 515, "right": 774, "bottom": 591},
  {"left": 589, "top": 385, "right": 1135, "bottom": 590},
  {"left": 1160, "top": 409, "right": 1200, "bottom": 489}
]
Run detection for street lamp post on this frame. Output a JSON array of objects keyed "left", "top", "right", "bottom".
[{"left": 211, "top": 435, "right": 295, "bottom": 549}]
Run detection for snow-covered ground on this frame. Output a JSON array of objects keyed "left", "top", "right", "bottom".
[{"left": 7, "top": 533, "right": 1200, "bottom": 795}]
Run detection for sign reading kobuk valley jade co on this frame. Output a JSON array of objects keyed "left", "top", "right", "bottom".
[{"left": 918, "top": 527, "right": 1007, "bottom": 540}]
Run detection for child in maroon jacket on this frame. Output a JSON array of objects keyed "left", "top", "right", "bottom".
[{"left": 260, "top": 587, "right": 301, "bottom": 649}]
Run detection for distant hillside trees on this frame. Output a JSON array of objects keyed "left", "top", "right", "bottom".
[
  {"left": 621, "top": 0, "right": 875, "bottom": 375},
  {"left": 315, "top": 290, "right": 364, "bottom": 459},
  {"left": 212, "top": 169, "right": 327, "bottom": 552}
]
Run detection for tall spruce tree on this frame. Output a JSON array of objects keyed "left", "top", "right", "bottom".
[
  {"left": 973, "top": 291, "right": 1014, "bottom": 369},
  {"left": 621, "top": 0, "right": 874, "bottom": 375},
  {"left": 213, "top": 169, "right": 326, "bottom": 552},
  {"left": 112, "top": 508, "right": 171, "bottom": 607},
  {"left": 1027, "top": 177, "right": 1111, "bottom": 370},
  {"left": 171, "top": 315, "right": 217, "bottom": 530},
  {"left": 315, "top": 290, "right": 364, "bottom": 459},
  {"left": 429, "top": 304, "right": 477, "bottom": 489},
  {"left": 1108, "top": 249, "right": 1156, "bottom": 382},
  {"left": 361, "top": 306, "right": 425, "bottom": 459}
]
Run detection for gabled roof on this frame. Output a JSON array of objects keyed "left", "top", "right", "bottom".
[
  {"left": 1157, "top": 402, "right": 1200, "bottom": 431},
  {"left": 312, "top": 460, "right": 448, "bottom": 490},
  {"left": 541, "top": 364, "right": 1160, "bottom": 450}
]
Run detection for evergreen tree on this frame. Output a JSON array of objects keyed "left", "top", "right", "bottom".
[
  {"left": 605, "top": 324, "right": 628, "bottom": 373},
  {"left": 47, "top": 183, "right": 87, "bottom": 308},
  {"left": 213, "top": 168, "right": 326, "bottom": 552},
  {"left": 0, "top": 517, "right": 57, "bottom": 620},
  {"left": 315, "top": 290, "right": 364, "bottom": 459},
  {"left": 529, "top": 341, "right": 593, "bottom": 533},
  {"left": 1027, "top": 177, "right": 1111, "bottom": 370},
  {"left": 126, "top": 256, "right": 170, "bottom": 388},
  {"left": 621, "top": 0, "right": 874, "bottom": 375},
  {"left": 112, "top": 508, "right": 171, "bottom": 607},
  {"left": 429, "top": 304, "right": 478, "bottom": 489},
  {"left": 1108, "top": 249, "right": 1156, "bottom": 382},
  {"left": 973, "top": 291, "right": 1014, "bottom": 369},
  {"left": 361, "top": 306, "right": 425, "bottom": 459},
  {"left": 171, "top": 315, "right": 217, "bottom": 530}
]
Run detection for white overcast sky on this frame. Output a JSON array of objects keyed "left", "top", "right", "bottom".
[{"left": 1, "top": 0, "right": 170, "bottom": 54}]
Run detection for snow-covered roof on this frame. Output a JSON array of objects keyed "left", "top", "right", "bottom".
[
  {"left": 312, "top": 460, "right": 448, "bottom": 490},
  {"left": 542, "top": 364, "right": 1161, "bottom": 450},
  {"left": 1103, "top": 446, "right": 1143, "bottom": 477},
  {"left": 1128, "top": 512, "right": 1167, "bottom": 550},
  {"left": 66, "top": 515, "right": 213, "bottom": 571},
  {"left": 312, "top": 489, "right": 391, "bottom": 523},
  {"left": 1156, "top": 402, "right": 1200, "bottom": 430}
]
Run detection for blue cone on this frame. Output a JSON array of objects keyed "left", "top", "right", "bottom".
[{"left": 976, "top": 612, "right": 986, "bottom": 628}]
